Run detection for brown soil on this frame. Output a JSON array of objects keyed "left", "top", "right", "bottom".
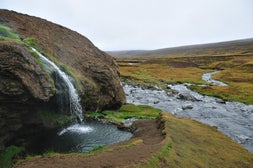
[{"left": 14, "top": 119, "right": 165, "bottom": 168}]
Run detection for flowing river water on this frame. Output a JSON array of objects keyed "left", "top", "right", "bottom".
[{"left": 124, "top": 71, "right": 253, "bottom": 153}]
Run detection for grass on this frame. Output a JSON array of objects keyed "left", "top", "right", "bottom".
[
  {"left": 120, "top": 63, "right": 208, "bottom": 87},
  {"left": 138, "top": 112, "right": 253, "bottom": 168},
  {"left": 194, "top": 58, "right": 253, "bottom": 104},
  {"left": 0, "top": 24, "right": 20, "bottom": 40},
  {"left": 0, "top": 146, "right": 24, "bottom": 168},
  {"left": 86, "top": 103, "right": 162, "bottom": 123}
]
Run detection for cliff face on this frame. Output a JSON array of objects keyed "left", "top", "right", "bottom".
[{"left": 0, "top": 9, "right": 125, "bottom": 149}]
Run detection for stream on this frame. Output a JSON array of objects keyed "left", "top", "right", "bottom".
[{"left": 124, "top": 71, "right": 253, "bottom": 153}]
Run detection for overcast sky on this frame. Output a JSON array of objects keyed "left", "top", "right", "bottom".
[{"left": 1, "top": 0, "right": 253, "bottom": 51}]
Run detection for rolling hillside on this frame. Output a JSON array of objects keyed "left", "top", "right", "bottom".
[{"left": 108, "top": 38, "right": 253, "bottom": 59}]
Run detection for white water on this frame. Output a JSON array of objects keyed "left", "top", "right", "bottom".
[
  {"left": 124, "top": 71, "right": 253, "bottom": 153},
  {"left": 32, "top": 48, "right": 83, "bottom": 121},
  {"left": 58, "top": 124, "right": 93, "bottom": 135}
]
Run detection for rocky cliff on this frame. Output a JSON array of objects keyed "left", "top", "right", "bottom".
[{"left": 0, "top": 9, "right": 125, "bottom": 150}]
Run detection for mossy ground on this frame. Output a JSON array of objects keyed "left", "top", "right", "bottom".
[
  {"left": 86, "top": 103, "right": 162, "bottom": 123},
  {"left": 0, "top": 24, "right": 20, "bottom": 40}
]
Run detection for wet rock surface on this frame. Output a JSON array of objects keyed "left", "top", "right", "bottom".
[
  {"left": 0, "top": 42, "right": 56, "bottom": 149},
  {"left": 123, "top": 73, "right": 253, "bottom": 153}
]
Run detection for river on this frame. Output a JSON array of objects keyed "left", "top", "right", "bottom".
[{"left": 124, "top": 71, "right": 253, "bottom": 153}]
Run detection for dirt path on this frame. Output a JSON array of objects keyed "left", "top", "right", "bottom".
[{"left": 14, "top": 119, "right": 165, "bottom": 168}]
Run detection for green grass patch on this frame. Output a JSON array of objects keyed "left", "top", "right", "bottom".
[
  {"left": 0, "top": 24, "right": 20, "bottom": 40},
  {"left": 189, "top": 84, "right": 253, "bottom": 104},
  {"left": 87, "top": 104, "right": 162, "bottom": 123},
  {"left": 0, "top": 146, "right": 24, "bottom": 168}
]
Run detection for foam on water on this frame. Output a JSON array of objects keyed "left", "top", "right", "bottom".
[{"left": 58, "top": 124, "right": 93, "bottom": 135}]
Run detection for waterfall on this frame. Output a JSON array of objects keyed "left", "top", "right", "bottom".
[{"left": 31, "top": 48, "right": 83, "bottom": 122}]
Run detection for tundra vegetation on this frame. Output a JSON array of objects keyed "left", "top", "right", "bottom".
[
  {"left": 1, "top": 23, "right": 253, "bottom": 167},
  {"left": 118, "top": 53, "right": 253, "bottom": 104}
]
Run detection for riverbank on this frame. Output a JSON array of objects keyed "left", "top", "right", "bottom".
[
  {"left": 14, "top": 112, "right": 253, "bottom": 168},
  {"left": 14, "top": 118, "right": 165, "bottom": 168},
  {"left": 124, "top": 79, "right": 253, "bottom": 153}
]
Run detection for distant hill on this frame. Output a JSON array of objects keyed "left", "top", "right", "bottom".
[
  {"left": 107, "top": 50, "right": 148, "bottom": 56},
  {"left": 109, "top": 38, "right": 253, "bottom": 59}
]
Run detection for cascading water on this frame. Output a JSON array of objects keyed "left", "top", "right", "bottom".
[
  {"left": 31, "top": 48, "right": 83, "bottom": 121},
  {"left": 28, "top": 48, "right": 132, "bottom": 154}
]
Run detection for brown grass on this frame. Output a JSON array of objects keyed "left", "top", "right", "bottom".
[
  {"left": 118, "top": 54, "right": 253, "bottom": 104},
  {"left": 120, "top": 63, "right": 208, "bottom": 85}
]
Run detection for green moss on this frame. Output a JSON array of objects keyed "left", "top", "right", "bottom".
[
  {"left": 0, "top": 24, "right": 20, "bottom": 40},
  {"left": 87, "top": 145, "right": 105, "bottom": 154},
  {"left": 87, "top": 104, "right": 162, "bottom": 123},
  {"left": 23, "top": 37, "right": 38, "bottom": 48},
  {"left": 0, "top": 146, "right": 24, "bottom": 168}
]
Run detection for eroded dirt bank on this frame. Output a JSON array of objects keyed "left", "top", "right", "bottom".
[{"left": 14, "top": 119, "right": 165, "bottom": 168}]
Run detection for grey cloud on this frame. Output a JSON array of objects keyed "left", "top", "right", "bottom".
[{"left": 1, "top": 0, "right": 253, "bottom": 50}]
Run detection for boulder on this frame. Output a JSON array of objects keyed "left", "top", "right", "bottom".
[
  {"left": 0, "top": 9, "right": 125, "bottom": 112},
  {"left": 182, "top": 104, "right": 194, "bottom": 110},
  {"left": 176, "top": 93, "right": 200, "bottom": 102}
]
